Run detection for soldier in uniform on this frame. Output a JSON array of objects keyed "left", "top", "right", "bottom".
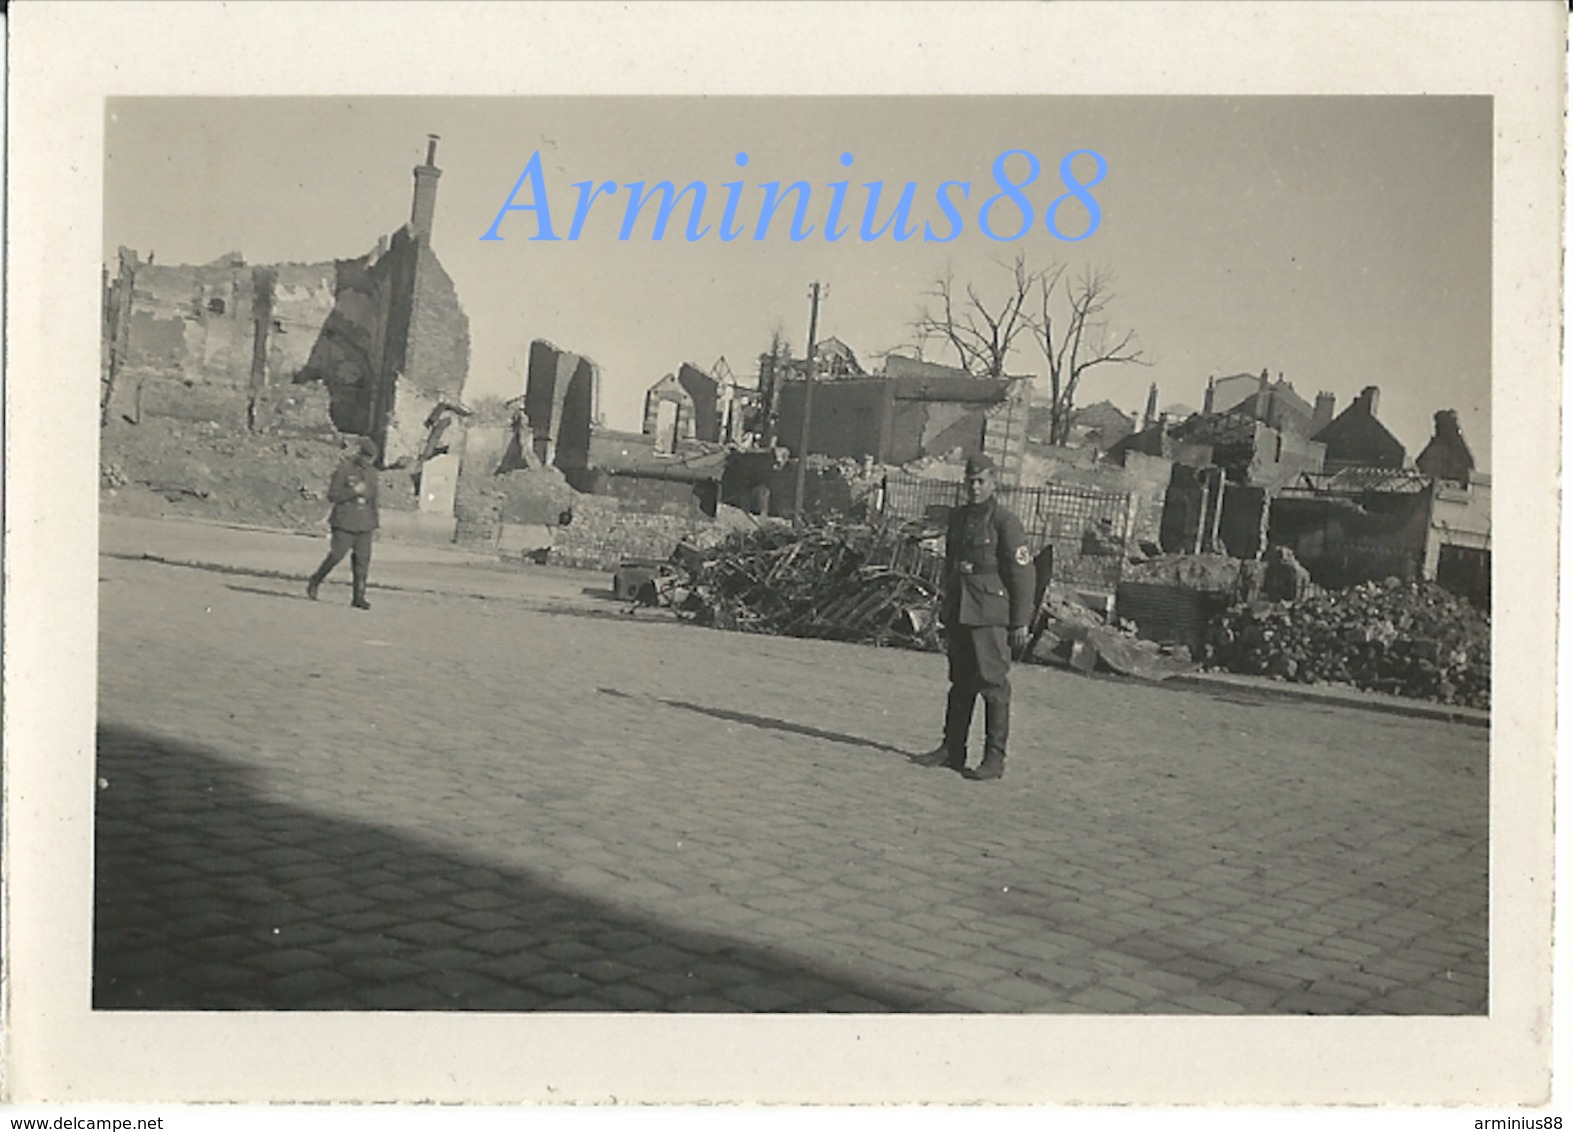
[
  {"left": 306, "top": 435, "right": 381, "bottom": 610},
  {"left": 912, "top": 453, "right": 1035, "bottom": 781}
]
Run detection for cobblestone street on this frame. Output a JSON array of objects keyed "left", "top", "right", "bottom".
[{"left": 94, "top": 525, "right": 1489, "bottom": 1015}]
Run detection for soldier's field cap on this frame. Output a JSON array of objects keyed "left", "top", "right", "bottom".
[{"left": 964, "top": 453, "right": 996, "bottom": 477}]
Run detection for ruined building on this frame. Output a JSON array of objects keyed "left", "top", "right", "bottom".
[
  {"left": 1312, "top": 386, "right": 1405, "bottom": 471},
  {"left": 773, "top": 353, "right": 1032, "bottom": 482},
  {"left": 520, "top": 338, "right": 601, "bottom": 481},
  {"left": 102, "top": 135, "right": 470, "bottom": 467}
]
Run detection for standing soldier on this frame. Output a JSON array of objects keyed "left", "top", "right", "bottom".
[
  {"left": 306, "top": 436, "right": 381, "bottom": 610},
  {"left": 912, "top": 453, "right": 1035, "bottom": 781}
]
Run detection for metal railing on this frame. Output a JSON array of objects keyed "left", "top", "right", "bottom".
[{"left": 879, "top": 472, "right": 1133, "bottom": 588}]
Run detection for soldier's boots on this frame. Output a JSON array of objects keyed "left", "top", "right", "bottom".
[
  {"left": 964, "top": 750, "right": 1006, "bottom": 781},
  {"left": 911, "top": 745, "right": 966, "bottom": 771},
  {"left": 306, "top": 578, "right": 320, "bottom": 601}
]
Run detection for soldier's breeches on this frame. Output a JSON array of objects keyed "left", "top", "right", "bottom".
[{"left": 944, "top": 625, "right": 1013, "bottom": 756}]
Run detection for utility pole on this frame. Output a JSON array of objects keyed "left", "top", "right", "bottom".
[{"left": 793, "top": 282, "right": 825, "bottom": 524}]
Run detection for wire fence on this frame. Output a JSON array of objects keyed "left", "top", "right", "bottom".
[{"left": 879, "top": 472, "right": 1133, "bottom": 588}]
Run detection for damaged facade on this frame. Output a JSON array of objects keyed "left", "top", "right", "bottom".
[
  {"left": 773, "top": 355, "right": 1032, "bottom": 483},
  {"left": 102, "top": 135, "right": 470, "bottom": 469},
  {"left": 642, "top": 358, "right": 753, "bottom": 451}
]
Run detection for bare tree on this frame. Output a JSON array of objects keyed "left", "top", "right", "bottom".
[
  {"left": 914, "top": 252, "right": 1045, "bottom": 380},
  {"left": 1032, "top": 266, "right": 1147, "bottom": 446}
]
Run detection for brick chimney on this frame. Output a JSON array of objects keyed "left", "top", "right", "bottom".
[
  {"left": 1202, "top": 375, "right": 1215, "bottom": 415},
  {"left": 410, "top": 134, "right": 443, "bottom": 240},
  {"left": 1312, "top": 390, "right": 1336, "bottom": 433},
  {"left": 1357, "top": 385, "right": 1380, "bottom": 416}
]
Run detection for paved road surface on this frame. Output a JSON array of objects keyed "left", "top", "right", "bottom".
[{"left": 95, "top": 544, "right": 1488, "bottom": 1014}]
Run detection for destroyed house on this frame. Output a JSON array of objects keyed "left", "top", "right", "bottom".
[
  {"left": 102, "top": 135, "right": 471, "bottom": 467},
  {"left": 1221, "top": 377, "right": 1316, "bottom": 437},
  {"left": 1270, "top": 463, "right": 1490, "bottom": 604},
  {"left": 583, "top": 429, "right": 726, "bottom": 517},
  {"left": 1415, "top": 409, "right": 1476, "bottom": 487},
  {"left": 642, "top": 360, "right": 751, "bottom": 449},
  {"left": 1113, "top": 407, "right": 1325, "bottom": 493},
  {"left": 523, "top": 338, "right": 600, "bottom": 478},
  {"left": 1312, "top": 386, "right": 1405, "bottom": 471},
  {"left": 1063, "top": 399, "right": 1136, "bottom": 451},
  {"left": 778, "top": 336, "right": 866, "bottom": 380},
  {"left": 775, "top": 370, "right": 1031, "bottom": 479}
]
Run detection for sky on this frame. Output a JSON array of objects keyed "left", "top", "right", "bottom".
[{"left": 104, "top": 96, "right": 1492, "bottom": 469}]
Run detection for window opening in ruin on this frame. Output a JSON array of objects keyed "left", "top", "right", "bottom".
[{"left": 208, "top": 297, "right": 226, "bottom": 315}]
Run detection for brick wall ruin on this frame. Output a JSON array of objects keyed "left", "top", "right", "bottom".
[
  {"left": 525, "top": 339, "right": 599, "bottom": 473},
  {"left": 104, "top": 140, "right": 470, "bottom": 466},
  {"left": 103, "top": 229, "right": 470, "bottom": 464}
]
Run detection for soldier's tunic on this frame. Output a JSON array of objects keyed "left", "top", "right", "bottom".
[
  {"left": 308, "top": 452, "right": 380, "bottom": 606},
  {"left": 938, "top": 495, "right": 1035, "bottom": 763}
]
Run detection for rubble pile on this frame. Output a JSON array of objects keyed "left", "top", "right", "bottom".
[
  {"left": 99, "top": 417, "right": 399, "bottom": 530},
  {"left": 1122, "top": 552, "right": 1243, "bottom": 593},
  {"left": 665, "top": 518, "right": 946, "bottom": 650},
  {"left": 1205, "top": 578, "right": 1490, "bottom": 709},
  {"left": 1028, "top": 589, "right": 1195, "bottom": 681}
]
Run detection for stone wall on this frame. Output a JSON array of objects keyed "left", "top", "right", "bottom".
[{"left": 551, "top": 494, "right": 721, "bottom": 571}]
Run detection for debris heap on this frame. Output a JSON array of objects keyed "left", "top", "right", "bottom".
[
  {"left": 666, "top": 519, "right": 945, "bottom": 650},
  {"left": 1205, "top": 579, "right": 1490, "bottom": 709}
]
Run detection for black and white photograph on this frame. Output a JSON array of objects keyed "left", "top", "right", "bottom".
[{"left": 4, "top": 0, "right": 1564, "bottom": 1115}]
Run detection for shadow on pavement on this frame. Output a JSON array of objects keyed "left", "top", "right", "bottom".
[
  {"left": 225, "top": 584, "right": 312, "bottom": 602},
  {"left": 597, "top": 689, "right": 909, "bottom": 757},
  {"left": 94, "top": 723, "right": 935, "bottom": 1013}
]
